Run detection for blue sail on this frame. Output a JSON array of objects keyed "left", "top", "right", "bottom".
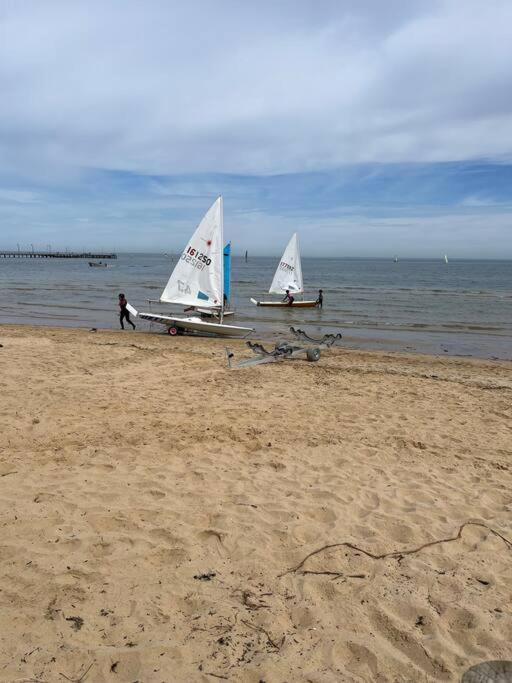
[{"left": 223, "top": 242, "right": 231, "bottom": 304}]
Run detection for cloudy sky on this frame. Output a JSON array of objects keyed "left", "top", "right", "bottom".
[{"left": 1, "top": 0, "right": 512, "bottom": 256}]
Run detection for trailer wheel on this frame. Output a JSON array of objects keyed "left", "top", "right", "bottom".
[
  {"left": 306, "top": 348, "right": 321, "bottom": 362},
  {"left": 168, "top": 326, "right": 178, "bottom": 336}
]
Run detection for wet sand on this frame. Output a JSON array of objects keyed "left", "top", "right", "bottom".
[{"left": 0, "top": 324, "right": 511, "bottom": 682}]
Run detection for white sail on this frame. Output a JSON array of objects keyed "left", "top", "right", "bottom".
[
  {"left": 444, "top": 254, "right": 449, "bottom": 263},
  {"left": 269, "top": 233, "right": 304, "bottom": 295},
  {"left": 160, "top": 197, "right": 224, "bottom": 309}
]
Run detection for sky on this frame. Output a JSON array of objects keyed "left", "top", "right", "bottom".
[{"left": 1, "top": 0, "right": 512, "bottom": 257}]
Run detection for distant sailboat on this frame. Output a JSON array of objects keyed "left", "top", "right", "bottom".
[
  {"left": 444, "top": 254, "right": 449, "bottom": 264},
  {"left": 245, "top": 250, "right": 248, "bottom": 263},
  {"left": 250, "top": 233, "right": 317, "bottom": 308},
  {"left": 393, "top": 256, "right": 398, "bottom": 263}
]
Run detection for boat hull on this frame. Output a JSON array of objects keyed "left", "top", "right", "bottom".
[
  {"left": 196, "top": 307, "right": 234, "bottom": 318},
  {"left": 139, "top": 312, "right": 253, "bottom": 337},
  {"left": 250, "top": 298, "right": 318, "bottom": 308}
]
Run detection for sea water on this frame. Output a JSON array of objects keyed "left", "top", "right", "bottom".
[{"left": 0, "top": 254, "right": 511, "bottom": 359}]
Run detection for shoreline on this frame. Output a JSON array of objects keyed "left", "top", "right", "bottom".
[
  {"left": 1, "top": 319, "right": 511, "bottom": 362},
  {"left": 2, "top": 254, "right": 510, "bottom": 362}
]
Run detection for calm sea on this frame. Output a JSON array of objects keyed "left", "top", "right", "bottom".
[{"left": 1, "top": 254, "right": 511, "bottom": 359}]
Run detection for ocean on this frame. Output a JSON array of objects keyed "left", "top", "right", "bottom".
[{"left": 1, "top": 254, "right": 511, "bottom": 359}]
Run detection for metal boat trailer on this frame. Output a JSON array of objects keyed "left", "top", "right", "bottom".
[{"left": 226, "top": 327, "right": 342, "bottom": 369}]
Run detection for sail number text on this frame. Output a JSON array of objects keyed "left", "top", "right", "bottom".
[{"left": 182, "top": 246, "right": 212, "bottom": 270}]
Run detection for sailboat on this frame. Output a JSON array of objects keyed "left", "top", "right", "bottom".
[
  {"left": 444, "top": 254, "right": 449, "bottom": 264},
  {"left": 250, "top": 233, "right": 317, "bottom": 308},
  {"left": 138, "top": 197, "right": 253, "bottom": 337}
]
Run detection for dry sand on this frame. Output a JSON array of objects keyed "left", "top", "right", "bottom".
[{"left": 0, "top": 324, "right": 511, "bottom": 682}]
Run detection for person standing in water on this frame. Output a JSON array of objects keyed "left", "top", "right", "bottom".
[
  {"left": 118, "top": 293, "right": 136, "bottom": 330},
  {"left": 316, "top": 289, "right": 324, "bottom": 308},
  {"left": 282, "top": 289, "right": 295, "bottom": 306}
]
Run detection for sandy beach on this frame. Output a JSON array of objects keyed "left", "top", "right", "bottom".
[{"left": 0, "top": 324, "right": 511, "bottom": 682}]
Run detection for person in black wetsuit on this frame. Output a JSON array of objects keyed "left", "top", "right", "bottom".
[
  {"left": 316, "top": 289, "right": 323, "bottom": 308},
  {"left": 282, "top": 289, "right": 295, "bottom": 306},
  {"left": 118, "top": 293, "right": 136, "bottom": 330}
]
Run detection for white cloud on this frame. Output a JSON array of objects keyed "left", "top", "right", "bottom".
[
  {"left": 0, "top": 188, "right": 40, "bottom": 203},
  {"left": 459, "top": 194, "right": 500, "bottom": 207},
  {"left": 1, "top": 0, "right": 512, "bottom": 180}
]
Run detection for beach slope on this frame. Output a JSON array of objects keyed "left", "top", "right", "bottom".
[{"left": 0, "top": 325, "right": 511, "bottom": 682}]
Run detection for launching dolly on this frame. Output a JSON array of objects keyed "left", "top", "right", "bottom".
[{"left": 226, "top": 327, "right": 341, "bottom": 369}]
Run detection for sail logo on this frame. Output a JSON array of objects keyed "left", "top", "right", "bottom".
[{"left": 178, "top": 280, "right": 191, "bottom": 295}]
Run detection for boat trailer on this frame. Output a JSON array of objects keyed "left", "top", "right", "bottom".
[{"left": 226, "top": 327, "right": 342, "bottom": 369}]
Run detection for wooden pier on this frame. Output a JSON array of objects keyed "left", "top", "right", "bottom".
[{"left": 0, "top": 251, "right": 117, "bottom": 259}]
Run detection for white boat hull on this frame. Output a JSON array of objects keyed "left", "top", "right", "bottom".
[
  {"left": 250, "top": 298, "right": 318, "bottom": 308},
  {"left": 139, "top": 312, "right": 253, "bottom": 337}
]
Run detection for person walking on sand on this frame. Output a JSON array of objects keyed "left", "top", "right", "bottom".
[
  {"left": 118, "top": 293, "right": 136, "bottom": 330},
  {"left": 282, "top": 289, "right": 295, "bottom": 306},
  {"left": 316, "top": 289, "right": 324, "bottom": 308}
]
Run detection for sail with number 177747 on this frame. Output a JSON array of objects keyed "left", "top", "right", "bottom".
[{"left": 251, "top": 233, "right": 318, "bottom": 308}]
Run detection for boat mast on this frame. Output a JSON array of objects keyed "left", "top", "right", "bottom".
[
  {"left": 296, "top": 232, "right": 304, "bottom": 301},
  {"left": 219, "top": 195, "right": 224, "bottom": 324}
]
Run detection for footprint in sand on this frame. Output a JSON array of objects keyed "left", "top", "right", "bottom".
[{"left": 148, "top": 489, "right": 166, "bottom": 499}]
